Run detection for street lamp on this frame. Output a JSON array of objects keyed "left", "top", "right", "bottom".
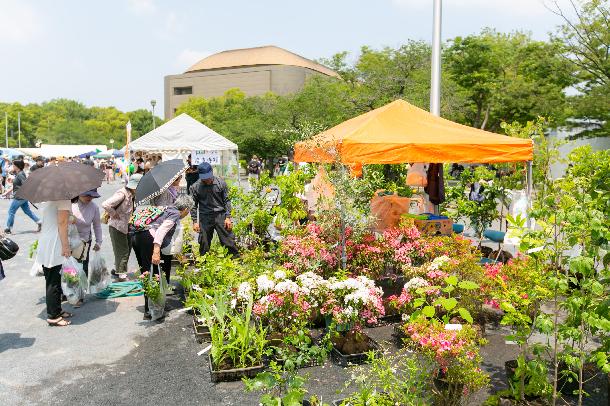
[
  {"left": 109, "top": 138, "right": 115, "bottom": 150},
  {"left": 150, "top": 100, "right": 157, "bottom": 130}
]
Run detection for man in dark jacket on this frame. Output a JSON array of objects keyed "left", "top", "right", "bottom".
[
  {"left": 189, "top": 162, "right": 238, "bottom": 256},
  {"left": 30, "top": 157, "right": 45, "bottom": 172}
]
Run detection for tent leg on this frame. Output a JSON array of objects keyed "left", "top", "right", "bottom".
[
  {"left": 526, "top": 160, "right": 533, "bottom": 229},
  {"left": 236, "top": 148, "right": 241, "bottom": 188}
]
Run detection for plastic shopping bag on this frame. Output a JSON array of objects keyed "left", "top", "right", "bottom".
[
  {"left": 161, "top": 222, "right": 183, "bottom": 256},
  {"left": 148, "top": 269, "right": 167, "bottom": 321},
  {"left": 88, "top": 251, "right": 110, "bottom": 294},
  {"left": 61, "top": 256, "right": 86, "bottom": 305}
]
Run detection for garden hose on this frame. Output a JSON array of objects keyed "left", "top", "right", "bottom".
[{"left": 95, "top": 281, "right": 144, "bottom": 299}]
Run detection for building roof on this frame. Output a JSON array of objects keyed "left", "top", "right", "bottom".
[{"left": 185, "top": 45, "right": 340, "bottom": 78}]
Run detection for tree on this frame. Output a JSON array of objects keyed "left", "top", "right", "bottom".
[
  {"left": 445, "top": 29, "right": 574, "bottom": 131},
  {"left": 550, "top": 0, "right": 610, "bottom": 136}
]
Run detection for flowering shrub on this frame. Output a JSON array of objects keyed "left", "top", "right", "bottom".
[
  {"left": 402, "top": 317, "right": 489, "bottom": 398},
  {"left": 280, "top": 223, "right": 339, "bottom": 276},
  {"left": 321, "top": 276, "right": 385, "bottom": 327},
  {"left": 388, "top": 276, "right": 430, "bottom": 319},
  {"left": 252, "top": 271, "right": 312, "bottom": 332}
]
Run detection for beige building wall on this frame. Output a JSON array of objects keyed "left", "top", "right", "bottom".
[{"left": 164, "top": 65, "right": 319, "bottom": 119}]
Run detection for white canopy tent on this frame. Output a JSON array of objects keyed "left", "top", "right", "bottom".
[
  {"left": 128, "top": 113, "right": 239, "bottom": 178},
  {"left": 18, "top": 144, "right": 107, "bottom": 158}
]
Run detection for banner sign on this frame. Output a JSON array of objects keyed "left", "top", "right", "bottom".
[{"left": 192, "top": 150, "right": 220, "bottom": 165}]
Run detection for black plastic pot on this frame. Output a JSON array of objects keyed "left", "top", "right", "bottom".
[
  {"left": 208, "top": 354, "right": 264, "bottom": 383},
  {"left": 375, "top": 275, "right": 405, "bottom": 298},
  {"left": 330, "top": 334, "right": 381, "bottom": 367},
  {"left": 192, "top": 317, "right": 211, "bottom": 343}
]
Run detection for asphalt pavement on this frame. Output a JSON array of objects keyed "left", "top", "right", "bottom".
[{"left": 0, "top": 179, "right": 607, "bottom": 406}]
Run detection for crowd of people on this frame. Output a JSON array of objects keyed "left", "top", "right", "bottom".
[
  {"left": 2, "top": 151, "right": 300, "bottom": 327},
  {"left": 0, "top": 153, "right": 238, "bottom": 327}
]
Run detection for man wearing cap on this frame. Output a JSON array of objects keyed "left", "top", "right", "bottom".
[
  {"left": 30, "top": 157, "right": 45, "bottom": 172},
  {"left": 190, "top": 162, "right": 238, "bottom": 257}
]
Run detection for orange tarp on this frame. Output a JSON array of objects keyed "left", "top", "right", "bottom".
[{"left": 294, "top": 99, "right": 533, "bottom": 164}]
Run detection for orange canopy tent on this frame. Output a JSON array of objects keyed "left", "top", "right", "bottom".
[{"left": 294, "top": 99, "right": 533, "bottom": 165}]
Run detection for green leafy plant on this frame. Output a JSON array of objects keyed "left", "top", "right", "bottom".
[
  {"left": 209, "top": 294, "right": 267, "bottom": 370},
  {"left": 338, "top": 350, "right": 430, "bottom": 406}
]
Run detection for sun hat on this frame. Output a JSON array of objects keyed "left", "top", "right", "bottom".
[
  {"left": 197, "top": 162, "right": 214, "bottom": 180},
  {"left": 126, "top": 173, "right": 143, "bottom": 190},
  {"left": 81, "top": 189, "right": 101, "bottom": 198}
]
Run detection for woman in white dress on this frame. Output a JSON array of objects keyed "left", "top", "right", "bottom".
[{"left": 36, "top": 200, "right": 72, "bottom": 327}]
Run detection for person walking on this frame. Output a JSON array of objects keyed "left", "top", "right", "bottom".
[
  {"left": 0, "top": 156, "right": 9, "bottom": 189},
  {"left": 132, "top": 194, "right": 194, "bottom": 320},
  {"left": 247, "top": 155, "right": 262, "bottom": 191},
  {"left": 151, "top": 176, "right": 181, "bottom": 285},
  {"left": 36, "top": 198, "right": 73, "bottom": 326},
  {"left": 4, "top": 160, "right": 41, "bottom": 234},
  {"left": 190, "top": 162, "right": 238, "bottom": 257},
  {"left": 71, "top": 189, "right": 102, "bottom": 276},
  {"left": 185, "top": 155, "right": 199, "bottom": 195},
  {"left": 102, "top": 174, "right": 142, "bottom": 278}
]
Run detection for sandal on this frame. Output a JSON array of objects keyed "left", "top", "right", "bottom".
[
  {"left": 47, "top": 317, "right": 71, "bottom": 327},
  {"left": 73, "top": 300, "right": 83, "bottom": 308},
  {"left": 60, "top": 311, "right": 74, "bottom": 318}
]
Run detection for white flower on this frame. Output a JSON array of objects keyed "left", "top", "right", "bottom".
[
  {"left": 256, "top": 275, "right": 275, "bottom": 294},
  {"left": 428, "top": 255, "right": 451, "bottom": 271},
  {"left": 404, "top": 277, "right": 429, "bottom": 291},
  {"left": 237, "top": 281, "right": 252, "bottom": 300},
  {"left": 273, "top": 270, "right": 287, "bottom": 280},
  {"left": 275, "top": 280, "right": 299, "bottom": 294}
]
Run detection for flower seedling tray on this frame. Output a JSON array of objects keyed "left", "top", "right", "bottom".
[
  {"left": 208, "top": 354, "right": 265, "bottom": 383},
  {"left": 192, "top": 317, "right": 211, "bottom": 343},
  {"left": 330, "top": 335, "right": 381, "bottom": 367}
]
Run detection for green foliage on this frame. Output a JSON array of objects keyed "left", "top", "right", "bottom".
[
  {"left": 551, "top": 0, "right": 610, "bottom": 137},
  {"left": 0, "top": 99, "right": 163, "bottom": 148},
  {"left": 209, "top": 294, "right": 267, "bottom": 370},
  {"left": 442, "top": 165, "right": 508, "bottom": 242},
  {"left": 338, "top": 350, "right": 430, "bottom": 406},
  {"left": 445, "top": 29, "right": 574, "bottom": 131}
]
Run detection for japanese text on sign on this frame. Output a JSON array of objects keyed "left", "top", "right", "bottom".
[{"left": 192, "top": 150, "right": 220, "bottom": 165}]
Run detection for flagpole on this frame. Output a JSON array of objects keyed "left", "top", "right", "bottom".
[
  {"left": 4, "top": 112, "right": 7, "bottom": 148},
  {"left": 17, "top": 112, "right": 21, "bottom": 148},
  {"left": 430, "top": 0, "right": 442, "bottom": 215},
  {"left": 430, "top": 0, "right": 442, "bottom": 116},
  {"left": 125, "top": 120, "right": 132, "bottom": 162}
]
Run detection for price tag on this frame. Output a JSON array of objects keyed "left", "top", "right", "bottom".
[{"left": 192, "top": 150, "right": 220, "bottom": 166}]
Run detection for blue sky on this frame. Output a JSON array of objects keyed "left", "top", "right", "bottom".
[{"left": 0, "top": 0, "right": 575, "bottom": 114}]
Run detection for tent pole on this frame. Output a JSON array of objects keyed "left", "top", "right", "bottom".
[
  {"left": 236, "top": 148, "right": 241, "bottom": 187},
  {"left": 526, "top": 160, "right": 533, "bottom": 229}
]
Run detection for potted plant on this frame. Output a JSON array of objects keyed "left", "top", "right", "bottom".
[
  {"left": 401, "top": 317, "right": 489, "bottom": 406},
  {"left": 208, "top": 295, "right": 267, "bottom": 382},
  {"left": 244, "top": 354, "right": 326, "bottom": 406},
  {"left": 334, "top": 350, "right": 430, "bottom": 406},
  {"left": 318, "top": 276, "right": 384, "bottom": 366}
]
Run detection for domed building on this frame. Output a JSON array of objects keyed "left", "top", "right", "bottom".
[{"left": 164, "top": 45, "right": 340, "bottom": 118}]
